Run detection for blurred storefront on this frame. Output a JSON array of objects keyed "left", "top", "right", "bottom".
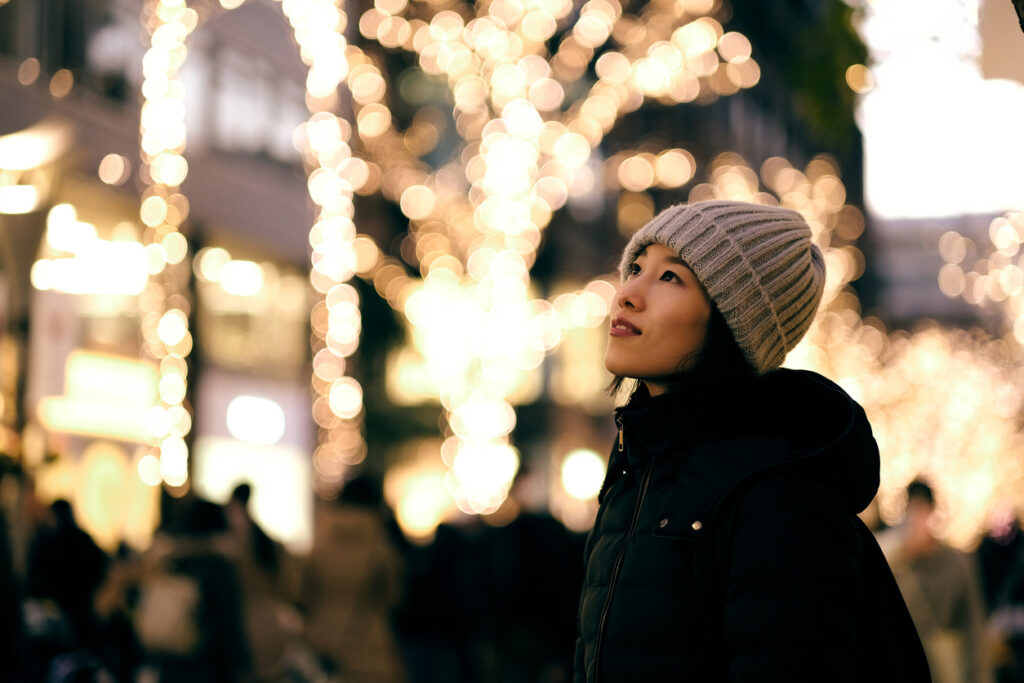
[{"left": 0, "top": 0, "right": 317, "bottom": 553}]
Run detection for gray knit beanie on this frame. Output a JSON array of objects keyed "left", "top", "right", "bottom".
[{"left": 619, "top": 200, "right": 825, "bottom": 374}]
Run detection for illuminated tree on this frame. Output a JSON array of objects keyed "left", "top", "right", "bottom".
[{"left": 137, "top": 0, "right": 772, "bottom": 501}]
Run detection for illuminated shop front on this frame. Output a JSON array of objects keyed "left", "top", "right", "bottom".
[
  {"left": 0, "top": 120, "right": 316, "bottom": 552},
  {"left": 20, "top": 173, "right": 168, "bottom": 552},
  {"left": 189, "top": 240, "right": 315, "bottom": 554}
]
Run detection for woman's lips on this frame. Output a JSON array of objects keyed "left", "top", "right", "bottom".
[{"left": 610, "top": 317, "right": 641, "bottom": 336}]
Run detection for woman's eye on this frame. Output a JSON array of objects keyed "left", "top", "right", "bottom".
[
  {"left": 660, "top": 271, "right": 680, "bottom": 282},
  {"left": 626, "top": 263, "right": 640, "bottom": 277}
]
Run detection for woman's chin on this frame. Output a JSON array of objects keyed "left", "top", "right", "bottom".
[{"left": 604, "top": 359, "right": 626, "bottom": 377}]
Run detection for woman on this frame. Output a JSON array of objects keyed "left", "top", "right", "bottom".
[{"left": 574, "top": 200, "right": 929, "bottom": 682}]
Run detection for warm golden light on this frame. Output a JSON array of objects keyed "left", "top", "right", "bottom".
[
  {"left": 226, "top": 396, "right": 286, "bottom": 445},
  {"left": 138, "top": 453, "right": 163, "bottom": 487},
  {"left": 156, "top": 309, "right": 188, "bottom": 346},
  {"left": 0, "top": 119, "right": 72, "bottom": 171},
  {"left": 0, "top": 185, "right": 41, "bottom": 214},
  {"left": 49, "top": 69, "right": 74, "bottom": 98},
  {"left": 38, "top": 352, "right": 159, "bottom": 443},
  {"left": 98, "top": 154, "right": 131, "bottom": 185},
  {"left": 17, "top": 58, "right": 40, "bottom": 85},
  {"left": 219, "top": 259, "right": 265, "bottom": 296},
  {"left": 384, "top": 444, "right": 454, "bottom": 542},
  {"left": 561, "top": 448, "right": 606, "bottom": 501},
  {"left": 845, "top": 63, "right": 874, "bottom": 94}
]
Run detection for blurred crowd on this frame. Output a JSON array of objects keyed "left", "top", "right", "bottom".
[
  {"left": 3, "top": 457, "right": 1024, "bottom": 683},
  {"left": 0, "top": 464, "right": 584, "bottom": 683},
  {"left": 870, "top": 480, "right": 1024, "bottom": 683}
]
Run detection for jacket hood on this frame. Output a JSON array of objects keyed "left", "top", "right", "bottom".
[{"left": 615, "top": 368, "right": 880, "bottom": 515}]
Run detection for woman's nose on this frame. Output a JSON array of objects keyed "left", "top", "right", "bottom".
[{"left": 616, "top": 279, "right": 643, "bottom": 310}]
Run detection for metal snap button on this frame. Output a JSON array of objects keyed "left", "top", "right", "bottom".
[
  {"left": 691, "top": 520, "right": 703, "bottom": 531},
  {"left": 658, "top": 518, "right": 669, "bottom": 528}
]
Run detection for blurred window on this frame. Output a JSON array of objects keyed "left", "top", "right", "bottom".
[{"left": 194, "top": 244, "right": 309, "bottom": 375}]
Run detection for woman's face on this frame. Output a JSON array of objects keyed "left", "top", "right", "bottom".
[{"left": 605, "top": 243, "right": 712, "bottom": 396}]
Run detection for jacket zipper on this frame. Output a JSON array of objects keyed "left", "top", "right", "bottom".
[{"left": 592, "top": 420, "right": 652, "bottom": 683}]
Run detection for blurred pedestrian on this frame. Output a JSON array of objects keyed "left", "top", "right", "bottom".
[
  {"left": 225, "top": 482, "right": 296, "bottom": 682},
  {"left": 887, "top": 480, "right": 994, "bottom": 683},
  {"left": 134, "top": 498, "right": 249, "bottom": 683},
  {"left": 0, "top": 480, "right": 30, "bottom": 682},
  {"left": 488, "top": 465, "right": 584, "bottom": 683},
  {"left": 393, "top": 516, "right": 489, "bottom": 683},
  {"left": 91, "top": 542, "right": 146, "bottom": 683},
  {"left": 978, "top": 507, "right": 1024, "bottom": 683},
  {"left": 225, "top": 483, "right": 281, "bottom": 587},
  {"left": 298, "top": 474, "right": 406, "bottom": 683},
  {"left": 575, "top": 201, "right": 929, "bottom": 682},
  {"left": 25, "top": 499, "right": 108, "bottom": 651}
]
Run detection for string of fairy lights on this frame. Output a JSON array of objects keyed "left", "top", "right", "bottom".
[{"left": 138, "top": 0, "right": 199, "bottom": 492}]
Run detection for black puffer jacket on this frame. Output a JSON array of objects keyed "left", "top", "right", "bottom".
[{"left": 574, "top": 369, "right": 926, "bottom": 682}]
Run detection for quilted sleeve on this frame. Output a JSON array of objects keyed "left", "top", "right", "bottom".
[{"left": 720, "top": 473, "right": 861, "bottom": 682}]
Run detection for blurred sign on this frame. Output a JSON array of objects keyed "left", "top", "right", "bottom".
[{"left": 38, "top": 350, "right": 159, "bottom": 442}]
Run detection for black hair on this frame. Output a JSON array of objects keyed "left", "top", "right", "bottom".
[{"left": 609, "top": 304, "right": 757, "bottom": 406}]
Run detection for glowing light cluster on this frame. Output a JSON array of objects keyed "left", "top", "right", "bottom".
[
  {"left": 561, "top": 448, "right": 606, "bottom": 501},
  {"left": 278, "top": 0, "right": 368, "bottom": 498},
  {"left": 383, "top": 440, "right": 456, "bottom": 542},
  {"left": 609, "top": 148, "right": 697, "bottom": 193},
  {"left": 939, "top": 212, "right": 1024, "bottom": 344},
  {"left": 193, "top": 247, "right": 267, "bottom": 297},
  {"left": 0, "top": 119, "right": 70, "bottom": 215},
  {"left": 388, "top": 260, "right": 616, "bottom": 513},
  {"left": 135, "top": 0, "right": 201, "bottom": 492},
  {"left": 344, "top": 0, "right": 761, "bottom": 243},
  {"left": 32, "top": 204, "right": 152, "bottom": 296}
]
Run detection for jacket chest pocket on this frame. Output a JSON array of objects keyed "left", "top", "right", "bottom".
[
  {"left": 615, "top": 514, "right": 711, "bottom": 635},
  {"left": 647, "top": 482, "right": 713, "bottom": 542},
  {"left": 639, "top": 507, "right": 725, "bottom": 642},
  {"left": 651, "top": 513, "right": 708, "bottom": 540},
  {"left": 642, "top": 511, "right": 712, "bottom": 581}
]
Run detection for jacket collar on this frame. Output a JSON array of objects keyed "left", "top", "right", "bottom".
[
  {"left": 613, "top": 369, "right": 880, "bottom": 521},
  {"left": 615, "top": 385, "right": 708, "bottom": 467}
]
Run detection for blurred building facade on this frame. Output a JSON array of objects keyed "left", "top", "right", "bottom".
[
  {"left": 0, "top": 0, "right": 317, "bottom": 554},
  {"left": 859, "top": 0, "right": 1024, "bottom": 329}
]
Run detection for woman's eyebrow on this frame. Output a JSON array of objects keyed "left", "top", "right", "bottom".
[
  {"left": 638, "top": 251, "right": 690, "bottom": 269},
  {"left": 656, "top": 254, "right": 689, "bottom": 269}
]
